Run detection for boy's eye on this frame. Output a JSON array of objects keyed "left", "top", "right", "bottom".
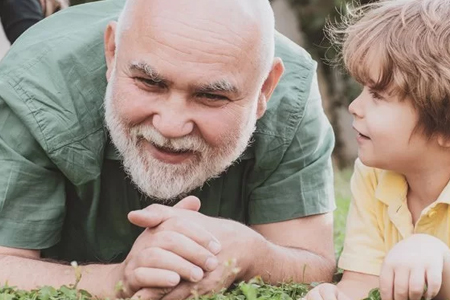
[{"left": 368, "top": 89, "right": 384, "bottom": 101}]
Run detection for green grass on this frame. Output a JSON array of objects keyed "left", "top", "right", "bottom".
[{"left": 333, "top": 168, "right": 352, "bottom": 257}]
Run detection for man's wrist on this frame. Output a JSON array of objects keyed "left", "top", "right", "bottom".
[
  {"left": 80, "top": 263, "right": 125, "bottom": 299},
  {"left": 238, "top": 232, "right": 272, "bottom": 281}
]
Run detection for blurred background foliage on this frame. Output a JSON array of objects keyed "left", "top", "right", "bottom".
[{"left": 280, "top": 0, "right": 373, "bottom": 169}]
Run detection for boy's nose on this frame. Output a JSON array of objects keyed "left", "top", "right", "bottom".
[{"left": 348, "top": 95, "right": 363, "bottom": 118}]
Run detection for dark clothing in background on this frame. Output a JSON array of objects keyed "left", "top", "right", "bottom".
[{"left": 0, "top": 0, "right": 43, "bottom": 43}]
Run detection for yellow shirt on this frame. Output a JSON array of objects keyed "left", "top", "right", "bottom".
[{"left": 338, "top": 159, "right": 450, "bottom": 276}]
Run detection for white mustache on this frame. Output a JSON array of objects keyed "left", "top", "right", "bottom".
[{"left": 130, "top": 125, "right": 209, "bottom": 153}]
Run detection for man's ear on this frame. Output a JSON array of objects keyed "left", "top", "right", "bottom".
[
  {"left": 104, "top": 21, "right": 118, "bottom": 82},
  {"left": 257, "top": 57, "right": 284, "bottom": 119}
]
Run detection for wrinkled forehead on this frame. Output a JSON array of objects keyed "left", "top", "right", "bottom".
[{"left": 120, "top": 0, "right": 262, "bottom": 66}]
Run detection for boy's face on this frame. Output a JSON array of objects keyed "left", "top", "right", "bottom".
[{"left": 348, "top": 86, "right": 434, "bottom": 172}]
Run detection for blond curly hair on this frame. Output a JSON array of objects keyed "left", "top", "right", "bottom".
[{"left": 329, "top": 0, "right": 450, "bottom": 138}]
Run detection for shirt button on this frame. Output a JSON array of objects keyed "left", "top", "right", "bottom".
[{"left": 428, "top": 210, "right": 437, "bottom": 218}]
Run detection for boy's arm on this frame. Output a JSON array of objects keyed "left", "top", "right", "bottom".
[
  {"left": 305, "top": 271, "right": 379, "bottom": 300},
  {"left": 337, "top": 271, "right": 379, "bottom": 299}
]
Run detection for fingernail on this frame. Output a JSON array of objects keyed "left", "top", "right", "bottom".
[
  {"left": 208, "top": 241, "right": 221, "bottom": 255},
  {"left": 167, "top": 273, "right": 180, "bottom": 286},
  {"left": 190, "top": 267, "right": 203, "bottom": 282},
  {"left": 130, "top": 210, "right": 150, "bottom": 219},
  {"left": 205, "top": 257, "right": 219, "bottom": 271}
]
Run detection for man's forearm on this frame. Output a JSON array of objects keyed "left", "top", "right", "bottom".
[
  {"left": 241, "top": 241, "right": 335, "bottom": 284},
  {"left": 0, "top": 255, "right": 120, "bottom": 298}
]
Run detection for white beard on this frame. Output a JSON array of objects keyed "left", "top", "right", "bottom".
[{"left": 104, "top": 74, "right": 258, "bottom": 202}]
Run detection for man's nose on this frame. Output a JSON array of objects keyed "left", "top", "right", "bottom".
[{"left": 152, "top": 94, "right": 194, "bottom": 138}]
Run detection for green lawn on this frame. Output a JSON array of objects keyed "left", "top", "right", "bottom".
[{"left": 333, "top": 168, "right": 352, "bottom": 257}]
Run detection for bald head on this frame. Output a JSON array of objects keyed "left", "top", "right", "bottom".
[{"left": 115, "top": 0, "right": 276, "bottom": 78}]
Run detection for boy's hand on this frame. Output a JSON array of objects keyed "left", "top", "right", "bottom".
[
  {"left": 380, "top": 234, "right": 450, "bottom": 300},
  {"left": 304, "top": 283, "right": 351, "bottom": 300}
]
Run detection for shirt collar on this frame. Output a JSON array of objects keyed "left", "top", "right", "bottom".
[
  {"left": 375, "top": 170, "right": 408, "bottom": 206},
  {"left": 375, "top": 169, "right": 450, "bottom": 206},
  {"left": 434, "top": 179, "right": 450, "bottom": 205}
]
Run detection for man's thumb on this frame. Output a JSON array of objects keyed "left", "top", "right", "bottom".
[{"left": 174, "top": 196, "right": 201, "bottom": 211}]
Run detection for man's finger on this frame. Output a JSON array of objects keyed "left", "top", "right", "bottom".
[
  {"left": 149, "top": 230, "right": 220, "bottom": 272},
  {"left": 128, "top": 206, "right": 170, "bottom": 228},
  {"left": 136, "top": 247, "right": 208, "bottom": 283},
  {"left": 132, "top": 287, "right": 173, "bottom": 300},
  {"left": 161, "top": 282, "right": 193, "bottom": 300},
  {"left": 157, "top": 217, "right": 221, "bottom": 256},
  {"left": 128, "top": 197, "right": 201, "bottom": 228},
  {"left": 133, "top": 267, "right": 181, "bottom": 288},
  {"left": 173, "top": 196, "right": 201, "bottom": 211}
]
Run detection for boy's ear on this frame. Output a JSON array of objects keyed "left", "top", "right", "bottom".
[
  {"left": 104, "top": 21, "right": 118, "bottom": 82},
  {"left": 437, "top": 134, "right": 450, "bottom": 148},
  {"left": 257, "top": 58, "right": 284, "bottom": 119}
]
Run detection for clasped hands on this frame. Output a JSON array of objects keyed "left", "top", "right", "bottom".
[{"left": 113, "top": 196, "right": 264, "bottom": 300}]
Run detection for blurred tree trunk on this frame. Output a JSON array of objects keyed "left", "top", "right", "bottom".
[{"left": 284, "top": 0, "right": 372, "bottom": 169}]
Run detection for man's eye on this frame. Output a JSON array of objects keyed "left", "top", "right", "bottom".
[
  {"left": 135, "top": 77, "right": 162, "bottom": 88},
  {"left": 197, "top": 93, "right": 228, "bottom": 101}
]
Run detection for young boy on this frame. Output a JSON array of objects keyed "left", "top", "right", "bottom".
[{"left": 306, "top": 0, "right": 450, "bottom": 299}]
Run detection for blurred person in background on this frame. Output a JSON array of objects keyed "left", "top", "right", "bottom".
[{"left": 0, "top": 0, "right": 68, "bottom": 44}]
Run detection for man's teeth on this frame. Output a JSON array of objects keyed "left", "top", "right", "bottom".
[{"left": 154, "top": 143, "right": 189, "bottom": 153}]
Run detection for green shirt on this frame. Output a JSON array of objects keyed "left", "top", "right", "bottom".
[{"left": 0, "top": 0, "right": 335, "bottom": 263}]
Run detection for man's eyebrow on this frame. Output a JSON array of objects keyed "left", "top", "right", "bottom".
[
  {"left": 129, "top": 61, "right": 165, "bottom": 82},
  {"left": 196, "top": 80, "right": 239, "bottom": 95}
]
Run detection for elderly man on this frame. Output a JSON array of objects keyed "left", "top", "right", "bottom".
[{"left": 0, "top": 0, "right": 335, "bottom": 299}]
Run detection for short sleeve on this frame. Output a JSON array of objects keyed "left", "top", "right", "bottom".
[
  {"left": 338, "top": 159, "right": 385, "bottom": 276},
  {"left": 248, "top": 73, "right": 335, "bottom": 224},
  {"left": 0, "top": 95, "right": 66, "bottom": 250}
]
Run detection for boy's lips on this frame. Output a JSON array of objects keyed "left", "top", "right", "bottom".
[{"left": 353, "top": 126, "right": 370, "bottom": 139}]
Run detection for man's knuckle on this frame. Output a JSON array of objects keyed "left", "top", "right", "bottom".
[
  {"left": 159, "top": 231, "right": 177, "bottom": 248},
  {"left": 171, "top": 218, "right": 187, "bottom": 231},
  {"left": 133, "top": 267, "right": 145, "bottom": 283},
  {"left": 144, "top": 247, "right": 164, "bottom": 264}
]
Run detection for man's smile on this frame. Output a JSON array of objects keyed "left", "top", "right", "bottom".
[{"left": 143, "top": 140, "right": 196, "bottom": 164}]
